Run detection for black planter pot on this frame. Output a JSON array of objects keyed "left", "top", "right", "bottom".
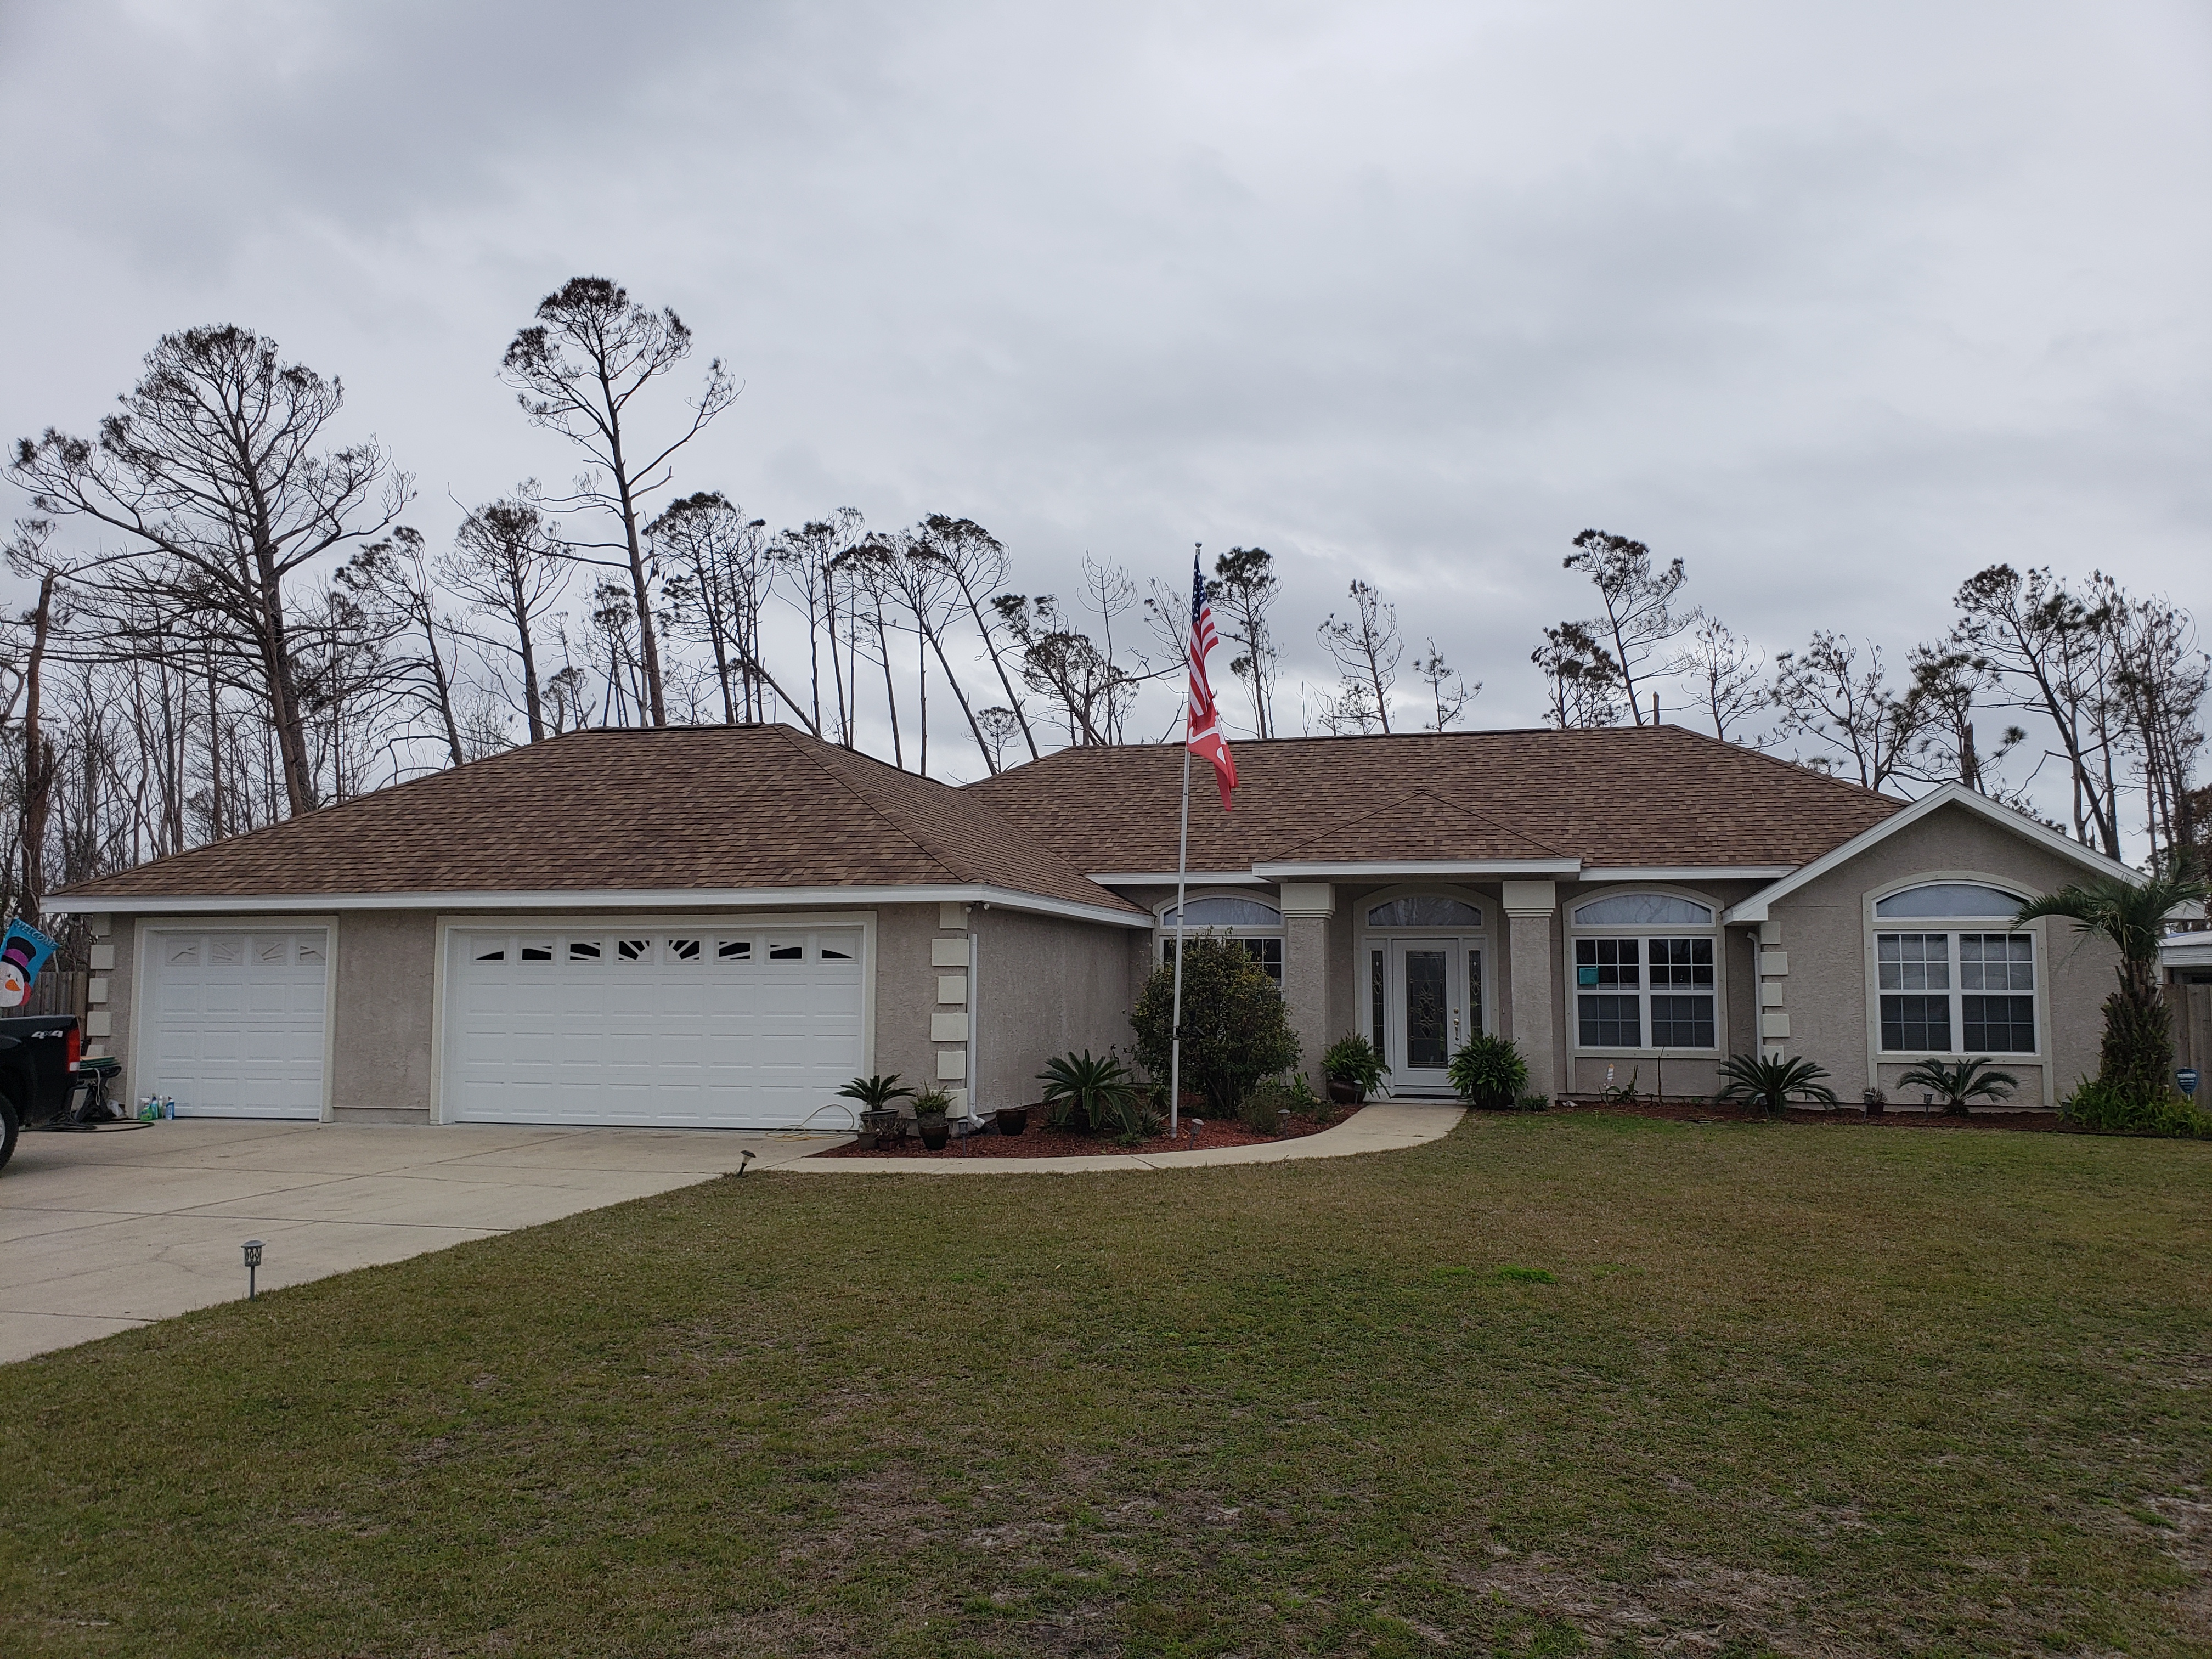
[
  {"left": 917, "top": 1114, "right": 952, "bottom": 1150},
  {"left": 995, "top": 1106, "right": 1030, "bottom": 1137},
  {"left": 1325, "top": 1079, "right": 1365, "bottom": 1106}
]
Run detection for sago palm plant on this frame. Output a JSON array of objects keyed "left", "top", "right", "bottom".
[
  {"left": 1714, "top": 1053, "right": 1838, "bottom": 1115},
  {"left": 2015, "top": 870, "right": 2209, "bottom": 1099},
  {"left": 1895, "top": 1056, "right": 2018, "bottom": 1117}
]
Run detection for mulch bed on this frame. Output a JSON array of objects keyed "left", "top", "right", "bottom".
[
  {"left": 812, "top": 1109, "right": 1340, "bottom": 1159},
  {"left": 1547, "top": 1097, "right": 2065, "bottom": 1131}
]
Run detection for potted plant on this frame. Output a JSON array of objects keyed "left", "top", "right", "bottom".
[
  {"left": 994, "top": 1104, "right": 1030, "bottom": 1137},
  {"left": 913, "top": 1087, "right": 955, "bottom": 1150},
  {"left": 1322, "top": 1034, "right": 1389, "bottom": 1105},
  {"left": 837, "top": 1073, "right": 915, "bottom": 1148},
  {"left": 1447, "top": 1034, "right": 1528, "bottom": 1109}
]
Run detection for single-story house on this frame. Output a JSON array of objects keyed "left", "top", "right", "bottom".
[{"left": 47, "top": 722, "right": 2133, "bottom": 1124}]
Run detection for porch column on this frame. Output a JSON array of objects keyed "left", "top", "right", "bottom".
[
  {"left": 1279, "top": 882, "right": 1335, "bottom": 1090},
  {"left": 1503, "top": 879, "right": 1560, "bottom": 1098}
]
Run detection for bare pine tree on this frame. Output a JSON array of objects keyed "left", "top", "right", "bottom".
[
  {"left": 442, "top": 488, "right": 571, "bottom": 743},
  {"left": 1413, "top": 640, "right": 1479, "bottom": 730},
  {"left": 1770, "top": 633, "right": 1926, "bottom": 791},
  {"left": 1668, "top": 614, "right": 1765, "bottom": 742},
  {"left": 13, "top": 325, "right": 408, "bottom": 817},
  {"left": 1532, "top": 622, "right": 1625, "bottom": 730},
  {"left": 501, "top": 277, "right": 735, "bottom": 730},
  {"left": 1317, "top": 580, "right": 1403, "bottom": 735},
  {"left": 1207, "top": 546, "right": 1281, "bottom": 738},
  {"left": 1563, "top": 529, "right": 1692, "bottom": 726}
]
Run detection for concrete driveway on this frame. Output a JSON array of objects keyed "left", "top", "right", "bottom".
[{"left": 0, "top": 1119, "right": 839, "bottom": 1364}]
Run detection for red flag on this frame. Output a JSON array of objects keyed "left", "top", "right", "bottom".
[{"left": 1186, "top": 555, "right": 1237, "bottom": 811}]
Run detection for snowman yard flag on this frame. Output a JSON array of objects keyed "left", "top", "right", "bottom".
[{"left": 0, "top": 920, "right": 58, "bottom": 1008}]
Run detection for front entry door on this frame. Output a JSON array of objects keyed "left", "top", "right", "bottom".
[{"left": 1382, "top": 938, "right": 1484, "bottom": 1092}]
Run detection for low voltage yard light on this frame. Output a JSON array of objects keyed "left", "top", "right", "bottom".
[
  {"left": 242, "top": 1239, "right": 264, "bottom": 1300},
  {"left": 737, "top": 1150, "right": 756, "bottom": 1176},
  {"left": 1189, "top": 1117, "right": 1204, "bottom": 1148}
]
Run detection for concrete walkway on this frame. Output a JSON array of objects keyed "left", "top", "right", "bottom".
[
  {"left": 0, "top": 1119, "right": 833, "bottom": 1364},
  {"left": 783, "top": 1101, "right": 1464, "bottom": 1175}
]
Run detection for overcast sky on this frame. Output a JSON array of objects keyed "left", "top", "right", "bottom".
[{"left": 2, "top": 1, "right": 2207, "bottom": 778}]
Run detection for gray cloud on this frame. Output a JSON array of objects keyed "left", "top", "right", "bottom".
[{"left": 3, "top": 0, "right": 2206, "bottom": 783}]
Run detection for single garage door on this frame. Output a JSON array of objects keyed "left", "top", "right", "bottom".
[
  {"left": 442, "top": 923, "right": 868, "bottom": 1128},
  {"left": 142, "top": 928, "right": 330, "bottom": 1118}
]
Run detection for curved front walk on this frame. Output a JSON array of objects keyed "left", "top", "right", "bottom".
[{"left": 783, "top": 1101, "right": 1465, "bottom": 1175}]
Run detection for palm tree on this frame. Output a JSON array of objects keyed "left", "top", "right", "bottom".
[
  {"left": 2016, "top": 870, "right": 2210, "bottom": 1099},
  {"left": 1715, "top": 1053, "right": 1838, "bottom": 1116},
  {"left": 1895, "top": 1057, "right": 2019, "bottom": 1118}
]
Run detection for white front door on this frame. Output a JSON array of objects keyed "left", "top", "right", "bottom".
[
  {"left": 141, "top": 929, "right": 329, "bottom": 1118},
  {"left": 1377, "top": 937, "right": 1485, "bottom": 1093},
  {"left": 441, "top": 923, "right": 868, "bottom": 1128}
]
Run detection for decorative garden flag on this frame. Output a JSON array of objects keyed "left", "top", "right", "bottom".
[
  {"left": 1186, "top": 554, "right": 1238, "bottom": 811},
  {"left": 0, "top": 919, "right": 58, "bottom": 1008}
]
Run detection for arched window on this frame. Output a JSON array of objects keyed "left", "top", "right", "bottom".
[
  {"left": 1156, "top": 894, "right": 1284, "bottom": 983},
  {"left": 1873, "top": 883, "right": 2037, "bottom": 1054},
  {"left": 1570, "top": 890, "right": 1719, "bottom": 1052}
]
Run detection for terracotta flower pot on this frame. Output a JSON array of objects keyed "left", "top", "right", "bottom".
[{"left": 995, "top": 1106, "right": 1030, "bottom": 1137}]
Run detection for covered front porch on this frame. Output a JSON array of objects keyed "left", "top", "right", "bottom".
[{"left": 1122, "top": 866, "right": 1776, "bottom": 1101}]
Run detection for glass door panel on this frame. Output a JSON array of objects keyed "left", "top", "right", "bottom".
[
  {"left": 1386, "top": 937, "right": 1470, "bottom": 1089},
  {"left": 1404, "top": 948, "right": 1450, "bottom": 1069}
]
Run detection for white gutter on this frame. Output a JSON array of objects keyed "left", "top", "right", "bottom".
[{"left": 44, "top": 882, "right": 1154, "bottom": 931}]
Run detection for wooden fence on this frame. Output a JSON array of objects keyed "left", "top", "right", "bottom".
[
  {"left": 2170, "top": 984, "right": 2212, "bottom": 1075},
  {"left": 15, "top": 969, "right": 88, "bottom": 1022}
]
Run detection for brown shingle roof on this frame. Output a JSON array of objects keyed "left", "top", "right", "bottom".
[
  {"left": 60, "top": 725, "right": 1139, "bottom": 915},
  {"left": 962, "top": 725, "right": 1900, "bottom": 872}
]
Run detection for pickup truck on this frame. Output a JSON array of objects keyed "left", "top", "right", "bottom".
[{"left": 0, "top": 1015, "right": 89, "bottom": 1174}]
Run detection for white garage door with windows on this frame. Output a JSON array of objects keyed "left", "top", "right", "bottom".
[
  {"left": 440, "top": 921, "right": 869, "bottom": 1128},
  {"left": 140, "top": 928, "right": 331, "bottom": 1118}
]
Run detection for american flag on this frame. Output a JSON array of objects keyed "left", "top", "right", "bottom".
[{"left": 1186, "top": 553, "right": 1237, "bottom": 811}]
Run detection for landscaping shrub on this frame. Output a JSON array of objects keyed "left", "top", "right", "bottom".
[
  {"left": 1714, "top": 1053, "right": 1838, "bottom": 1115},
  {"left": 1447, "top": 1033, "right": 1527, "bottom": 1108},
  {"left": 1038, "top": 1050, "right": 1152, "bottom": 1138},
  {"left": 2018, "top": 868, "right": 2209, "bottom": 1098},
  {"left": 1513, "top": 1094, "right": 1551, "bottom": 1112},
  {"left": 1895, "top": 1056, "right": 2018, "bottom": 1117},
  {"left": 1239, "top": 1075, "right": 1298, "bottom": 1133},
  {"left": 2061, "top": 1076, "right": 2212, "bottom": 1138},
  {"left": 1131, "top": 941, "right": 1300, "bottom": 1115}
]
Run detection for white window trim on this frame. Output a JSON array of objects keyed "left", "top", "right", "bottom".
[
  {"left": 131, "top": 915, "right": 341, "bottom": 1122},
  {"left": 428, "top": 910, "right": 878, "bottom": 1125},
  {"left": 1152, "top": 888, "right": 1286, "bottom": 979},
  {"left": 1862, "top": 877, "right": 2047, "bottom": 1093},
  {"left": 1352, "top": 883, "right": 1494, "bottom": 1054},
  {"left": 1565, "top": 885, "right": 1725, "bottom": 1057}
]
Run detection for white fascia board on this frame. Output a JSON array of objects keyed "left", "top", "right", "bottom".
[
  {"left": 1086, "top": 871, "right": 1269, "bottom": 887},
  {"left": 46, "top": 883, "right": 1154, "bottom": 930},
  {"left": 1722, "top": 783, "right": 2141, "bottom": 924},
  {"left": 1578, "top": 866, "right": 1796, "bottom": 883},
  {"left": 1250, "top": 857, "right": 1583, "bottom": 878}
]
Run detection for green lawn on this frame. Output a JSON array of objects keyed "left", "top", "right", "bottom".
[{"left": 5, "top": 1116, "right": 2210, "bottom": 1657}]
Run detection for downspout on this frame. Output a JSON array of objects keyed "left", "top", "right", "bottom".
[{"left": 967, "top": 922, "right": 981, "bottom": 1128}]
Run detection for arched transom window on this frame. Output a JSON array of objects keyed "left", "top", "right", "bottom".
[
  {"left": 1873, "top": 883, "right": 2036, "bottom": 1054},
  {"left": 1156, "top": 894, "right": 1284, "bottom": 983},
  {"left": 1570, "top": 892, "right": 1718, "bottom": 1051}
]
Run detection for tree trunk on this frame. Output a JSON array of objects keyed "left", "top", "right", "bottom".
[{"left": 19, "top": 572, "right": 59, "bottom": 924}]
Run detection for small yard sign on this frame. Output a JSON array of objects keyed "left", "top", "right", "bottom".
[{"left": 2180, "top": 1068, "right": 2200, "bottom": 1099}]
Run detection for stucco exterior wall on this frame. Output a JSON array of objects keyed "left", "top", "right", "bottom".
[
  {"left": 332, "top": 910, "right": 437, "bottom": 1116},
  {"left": 972, "top": 906, "right": 1142, "bottom": 1108},
  {"left": 867, "top": 902, "right": 944, "bottom": 1098},
  {"left": 1768, "top": 803, "right": 2118, "bottom": 1107}
]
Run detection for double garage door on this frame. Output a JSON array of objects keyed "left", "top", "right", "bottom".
[
  {"left": 138, "top": 919, "right": 868, "bottom": 1129},
  {"left": 440, "top": 923, "right": 867, "bottom": 1128}
]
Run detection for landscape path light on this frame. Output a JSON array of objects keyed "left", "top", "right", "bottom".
[
  {"left": 737, "top": 1150, "right": 756, "bottom": 1176},
  {"left": 242, "top": 1239, "right": 264, "bottom": 1301}
]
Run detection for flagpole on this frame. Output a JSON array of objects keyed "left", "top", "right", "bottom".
[
  {"left": 1169, "top": 733, "right": 1192, "bottom": 1143},
  {"left": 1168, "top": 543, "right": 1199, "bottom": 1144}
]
